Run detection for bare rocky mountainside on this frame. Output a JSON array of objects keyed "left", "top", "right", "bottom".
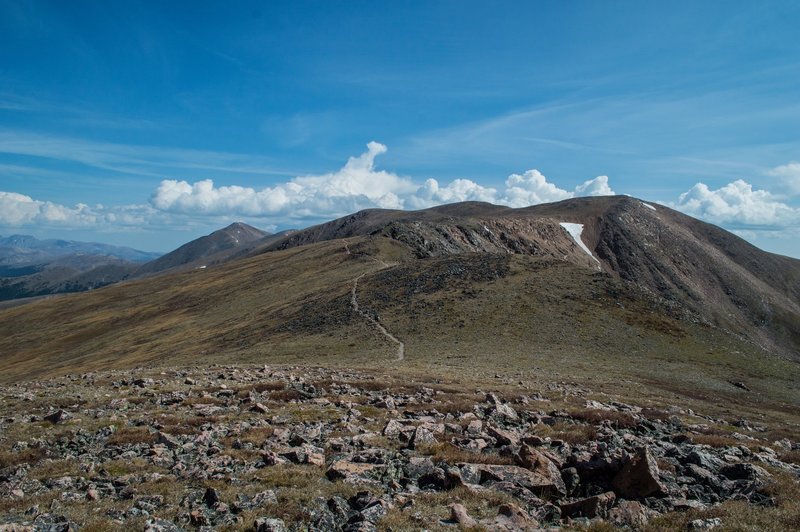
[{"left": 1, "top": 196, "right": 799, "bottom": 531}]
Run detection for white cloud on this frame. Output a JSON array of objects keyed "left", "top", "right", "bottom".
[
  {"left": 769, "top": 162, "right": 800, "bottom": 195},
  {"left": 502, "top": 169, "right": 573, "bottom": 207},
  {"left": 406, "top": 178, "right": 498, "bottom": 209},
  {"left": 575, "top": 175, "right": 614, "bottom": 196},
  {"left": 0, "top": 191, "right": 167, "bottom": 230},
  {"left": 152, "top": 142, "right": 417, "bottom": 219},
  {"left": 151, "top": 142, "right": 616, "bottom": 219},
  {"left": 3, "top": 142, "right": 619, "bottom": 236},
  {"left": 0, "top": 191, "right": 97, "bottom": 226},
  {"left": 673, "top": 179, "right": 799, "bottom": 226}
]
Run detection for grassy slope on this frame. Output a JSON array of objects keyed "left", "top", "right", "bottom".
[{"left": 1, "top": 234, "right": 798, "bottom": 433}]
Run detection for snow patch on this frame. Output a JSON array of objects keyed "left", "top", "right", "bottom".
[
  {"left": 641, "top": 202, "right": 657, "bottom": 211},
  {"left": 559, "top": 222, "right": 601, "bottom": 267}
]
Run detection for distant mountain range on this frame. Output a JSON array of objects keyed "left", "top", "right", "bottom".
[
  {"left": 0, "top": 234, "right": 161, "bottom": 267},
  {"left": 0, "top": 224, "right": 280, "bottom": 302}
]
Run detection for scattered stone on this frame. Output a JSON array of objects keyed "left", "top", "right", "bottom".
[
  {"left": 448, "top": 503, "right": 478, "bottom": 528},
  {"left": 514, "top": 444, "right": 567, "bottom": 496},
  {"left": 560, "top": 491, "right": 616, "bottom": 518},
  {"left": 202, "top": 487, "right": 220, "bottom": 508},
  {"left": 327, "top": 460, "right": 378, "bottom": 481},
  {"left": 43, "top": 409, "right": 71, "bottom": 424},
  {"left": 251, "top": 403, "right": 270, "bottom": 414},
  {"left": 607, "top": 500, "right": 657, "bottom": 529},
  {"left": 0, "top": 365, "right": 792, "bottom": 531},
  {"left": 410, "top": 426, "right": 437, "bottom": 449},
  {"left": 728, "top": 380, "right": 750, "bottom": 392},
  {"left": 688, "top": 517, "right": 723, "bottom": 530},
  {"left": 382, "top": 419, "right": 406, "bottom": 437},
  {"left": 254, "top": 517, "right": 287, "bottom": 532},
  {"left": 491, "top": 502, "right": 539, "bottom": 530},
  {"left": 612, "top": 447, "right": 667, "bottom": 498}
]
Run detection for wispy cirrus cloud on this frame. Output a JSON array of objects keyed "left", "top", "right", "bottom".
[{"left": 0, "top": 129, "right": 298, "bottom": 178}]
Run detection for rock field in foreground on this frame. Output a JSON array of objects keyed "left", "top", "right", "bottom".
[{"left": 0, "top": 365, "right": 798, "bottom": 531}]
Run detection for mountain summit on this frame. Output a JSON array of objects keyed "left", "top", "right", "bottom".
[{"left": 133, "top": 222, "right": 271, "bottom": 277}]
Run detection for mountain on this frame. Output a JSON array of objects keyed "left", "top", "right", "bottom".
[
  {"left": 0, "top": 196, "right": 798, "bottom": 401},
  {"left": 260, "top": 196, "right": 800, "bottom": 359},
  {"left": 131, "top": 222, "right": 278, "bottom": 277},
  {"left": 0, "top": 224, "right": 287, "bottom": 301},
  {"left": 0, "top": 234, "right": 161, "bottom": 265},
  {"left": 0, "top": 235, "right": 163, "bottom": 302},
  {"left": 1, "top": 197, "right": 799, "bottom": 530}
]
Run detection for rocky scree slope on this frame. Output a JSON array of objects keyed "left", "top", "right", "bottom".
[{"left": 1, "top": 365, "right": 799, "bottom": 531}]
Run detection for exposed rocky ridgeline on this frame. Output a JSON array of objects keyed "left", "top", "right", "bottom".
[
  {"left": 1, "top": 366, "right": 798, "bottom": 531},
  {"left": 261, "top": 197, "right": 800, "bottom": 358}
]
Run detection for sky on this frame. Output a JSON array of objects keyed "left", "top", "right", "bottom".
[{"left": 1, "top": 1, "right": 800, "bottom": 256}]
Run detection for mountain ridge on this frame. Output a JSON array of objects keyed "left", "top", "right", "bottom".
[{"left": 0, "top": 196, "right": 798, "bottom": 386}]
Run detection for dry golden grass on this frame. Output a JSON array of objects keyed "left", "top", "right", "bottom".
[
  {"left": 222, "top": 426, "right": 275, "bottom": 447},
  {"left": 417, "top": 442, "right": 514, "bottom": 465},
  {"left": 27, "top": 458, "right": 81, "bottom": 480},
  {"left": 379, "top": 485, "right": 513, "bottom": 531},
  {"left": 0, "top": 447, "right": 46, "bottom": 468},
  {"left": 247, "top": 464, "right": 366, "bottom": 526},
  {"left": 778, "top": 449, "right": 800, "bottom": 466},
  {"left": 250, "top": 382, "right": 287, "bottom": 393},
  {"left": 535, "top": 421, "right": 597, "bottom": 445},
  {"left": 182, "top": 395, "right": 224, "bottom": 406},
  {"left": 107, "top": 426, "right": 157, "bottom": 446}
]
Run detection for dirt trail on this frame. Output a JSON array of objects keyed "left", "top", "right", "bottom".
[{"left": 344, "top": 240, "right": 404, "bottom": 361}]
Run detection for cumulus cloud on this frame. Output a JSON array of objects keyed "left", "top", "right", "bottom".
[
  {"left": 3, "top": 142, "right": 620, "bottom": 235},
  {"left": 673, "top": 179, "right": 799, "bottom": 226},
  {"left": 150, "top": 142, "right": 616, "bottom": 218},
  {"left": 575, "top": 175, "right": 614, "bottom": 196},
  {"left": 769, "top": 162, "right": 800, "bottom": 195},
  {"left": 406, "top": 178, "right": 498, "bottom": 209},
  {"left": 152, "top": 142, "right": 418, "bottom": 219},
  {"left": 0, "top": 191, "right": 98, "bottom": 226},
  {"left": 0, "top": 191, "right": 163, "bottom": 230},
  {"left": 501, "top": 170, "right": 572, "bottom": 207}
]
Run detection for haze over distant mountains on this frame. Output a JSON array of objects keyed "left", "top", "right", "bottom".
[{"left": 0, "top": 224, "right": 281, "bottom": 302}]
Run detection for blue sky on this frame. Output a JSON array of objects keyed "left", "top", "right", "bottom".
[{"left": 1, "top": 1, "right": 800, "bottom": 256}]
